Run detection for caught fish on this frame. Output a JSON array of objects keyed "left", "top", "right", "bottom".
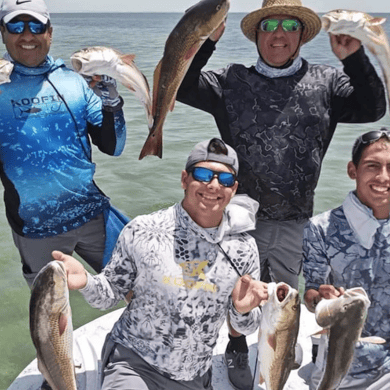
[
  {"left": 30, "top": 261, "right": 76, "bottom": 390},
  {"left": 0, "top": 58, "right": 14, "bottom": 85},
  {"left": 138, "top": 0, "right": 230, "bottom": 159},
  {"left": 71, "top": 46, "right": 153, "bottom": 128},
  {"left": 255, "top": 282, "right": 300, "bottom": 390},
  {"left": 322, "top": 9, "right": 390, "bottom": 113},
  {"left": 315, "top": 287, "right": 371, "bottom": 390}
]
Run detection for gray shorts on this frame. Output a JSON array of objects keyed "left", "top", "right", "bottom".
[
  {"left": 101, "top": 336, "right": 213, "bottom": 390},
  {"left": 249, "top": 219, "right": 308, "bottom": 290},
  {"left": 12, "top": 213, "right": 106, "bottom": 287}
]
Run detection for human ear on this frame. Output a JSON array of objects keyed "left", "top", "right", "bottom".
[
  {"left": 347, "top": 161, "right": 357, "bottom": 180},
  {"left": 181, "top": 170, "right": 188, "bottom": 190}
]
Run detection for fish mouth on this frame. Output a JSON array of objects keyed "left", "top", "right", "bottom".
[
  {"left": 276, "top": 284, "right": 289, "bottom": 302},
  {"left": 52, "top": 260, "right": 67, "bottom": 278}
]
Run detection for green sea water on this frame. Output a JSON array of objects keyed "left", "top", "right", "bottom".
[{"left": 1, "top": 12, "right": 390, "bottom": 388}]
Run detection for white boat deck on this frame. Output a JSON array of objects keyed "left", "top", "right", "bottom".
[{"left": 8, "top": 305, "right": 320, "bottom": 390}]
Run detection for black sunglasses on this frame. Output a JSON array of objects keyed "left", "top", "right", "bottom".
[
  {"left": 187, "top": 167, "right": 236, "bottom": 187},
  {"left": 352, "top": 128, "right": 390, "bottom": 165},
  {"left": 5, "top": 19, "right": 48, "bottom": 35}
]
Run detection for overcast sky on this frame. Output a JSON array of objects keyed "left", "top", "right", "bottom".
[{"left": 47, "top": 0, "right": 389, "bottom": 13}]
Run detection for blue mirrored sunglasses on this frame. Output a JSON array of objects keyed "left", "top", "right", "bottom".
[
  {"left": 188, "top": 167, "right": 236, "bottom": 187},
  {"left": 259, "top": 18, "right": 302, "bottom": 32},
  {"left": 5, "top": 20, "right": 47, "bottom": 34}
]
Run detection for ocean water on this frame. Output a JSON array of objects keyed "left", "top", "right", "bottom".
[{"left": 1, "top": 12, "right": 390, "bottom": 388}]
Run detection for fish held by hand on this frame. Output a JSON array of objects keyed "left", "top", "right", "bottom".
[
  {"left": 30, "top": 261, "right": 77, "bottom": 390},
  {"left": 71, "top": 46, "right": 153, "bottom": 128},
  {"left": 138, "top": 0, "right": 230, "bottom": 160},
  {"left": 256, "top": 282, "right": 300, "bottom": 390},
  {"left": 322, "top": 9, "right": 390, "bottom": 114}
]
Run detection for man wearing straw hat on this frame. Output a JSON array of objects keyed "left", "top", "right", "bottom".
[{"left": 177, "top": 0, "right": 386, "bottom": 388}]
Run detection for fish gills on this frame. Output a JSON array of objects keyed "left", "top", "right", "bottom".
[
  {"left": 138, "top": 0, "right": 230, "bottom": 160},
  {"left": 315, "top": 288, "right": 370, "bottom": 390},
  {"left": 256, "top": 282, "right": 300, "bottom": 390},
  {"left": 30, "top": 261, "right": 76, "bottom": 390}
]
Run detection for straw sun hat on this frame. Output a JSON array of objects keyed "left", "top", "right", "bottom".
[{"left": 241, "top": 0, "right": 321, "bottom": 44}]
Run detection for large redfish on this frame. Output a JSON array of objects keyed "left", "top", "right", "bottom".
[
  {"left": 71, "top": 46, "right": 153, "bottom": 128},
  {"left": 314, "top": 287, "right": 371, "bottom": 390},
  {"left": 255, "top": 282, "right": 300, "bottom": 390},
  {"left": 30, "top": 261, "right": 76, "bottom": 390},
  {"left": 139, "top": 0, "right": 230, "bottom": 159}
]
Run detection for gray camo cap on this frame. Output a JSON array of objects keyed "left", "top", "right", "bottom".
[
  {"left": 0, "top": 0, "right": 50, "bottom": 24},
  {"left": 186, "top": 138, "right": 239, "bottom": 174}
]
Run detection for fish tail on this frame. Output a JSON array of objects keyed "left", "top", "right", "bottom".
[{"left": 138, "top": 127, "right": 163, "bottom": 160}]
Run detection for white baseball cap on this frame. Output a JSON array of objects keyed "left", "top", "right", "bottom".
[{"left": 0, "top": 0, "right": 50, "bottom": 24}]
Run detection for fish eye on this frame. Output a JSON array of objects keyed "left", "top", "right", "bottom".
[{"left": 216, "top": 5, "right": 221, "bottom": 10}]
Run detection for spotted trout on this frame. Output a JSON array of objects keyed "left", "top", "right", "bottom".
[
  {"left": 314, "top": 287, "right": 371, "bottom": 390},
  {"left": 255, "top": 282, "right": 300, "bottom": 390},
  {"left": 71, "top": 46, "right": 153, "bottom": 128},
  {"left": 138, "top": 0, "right": 230, "bottom": 159},
  {"left": 0, "top": 58, "right": 13, "bottom": 85},
  {"left": 322, "top": 9, "right": 390, "bottom": 114},
  {"left": 30, "top": 261, "right": 76, "bottom": 390}
]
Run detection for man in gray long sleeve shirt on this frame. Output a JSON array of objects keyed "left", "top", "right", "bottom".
[{"left": 54, "top": 138, "right": 268, "bottom": 390}]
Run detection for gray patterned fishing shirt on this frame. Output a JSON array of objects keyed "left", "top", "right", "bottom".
[{"left": 80, "top": 197, "right": 261, "bottom": 381}]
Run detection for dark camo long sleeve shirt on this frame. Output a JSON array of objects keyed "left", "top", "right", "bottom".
[{"left": 177, "top": 41, "right": 386, "bottom": 221}]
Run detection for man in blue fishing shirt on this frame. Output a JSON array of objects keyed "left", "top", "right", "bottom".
[
  {"left": 304, "top": 128, "right": 390, "bottom": 390},
  {"left": 0, "top": 0, "right": 129, "bottom": 287}
]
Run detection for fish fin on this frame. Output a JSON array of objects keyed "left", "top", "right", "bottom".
[
  {"left": 184, "top": 42, "right": 201, "bottom": 61},
  {"left": 122, "top": 83, "right": 136, "bottom": 92},
  {"left": 259, "top": 374, "right": 265, "bottom": 385},
  {"left": 152, "top": 59, "right": 163, "bottom": 117},
  {"left": 368, "top": 17, "right": 387, "bottom": 26},
  {"left": 121, "top": 54, "right": 136, "bottom": 66},
  {"left": 359, "top": 336, "right": 386, "bottom": 344},
  {"left": 268, "top": 334, "right": 277, "bottom": 351},
  {"left": 59, "top": 313, "right": 68, "bottom": 336},
  {"left": 170, "top": 94, "right": 176, "bottom": 112},
  {"left": 311, "top": 328, "right": 329, "bottom": 337},
  {"left": 139, "top": 126, "right": 163, "bottom": 160}
]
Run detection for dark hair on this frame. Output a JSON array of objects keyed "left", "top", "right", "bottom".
[{"left": 352, "top": 127, "right": 390, "bottom": 166}]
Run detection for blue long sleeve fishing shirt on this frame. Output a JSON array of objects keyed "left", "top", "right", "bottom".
[
  {"left": 303, "top": 192, "right": 390, "bottom": 379},
  {"left": 0, "top": 55, "right": 126, "bottom": 238}
]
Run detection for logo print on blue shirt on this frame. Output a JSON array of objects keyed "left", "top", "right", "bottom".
[{"left": 11, "top": 95, "right": 66, "bottom": 119}]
